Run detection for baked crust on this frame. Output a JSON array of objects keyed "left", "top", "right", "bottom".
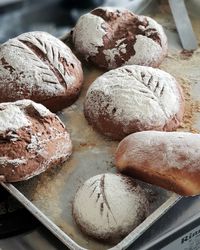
[
  {"left": 0, "top": 31, "right": 83, "bottom": 112},
  {"left": 84, "top": 65, "right": 184, "bottom": 140},
  {"left": 115, "top": 131, "right": 200, "bottom": 196},
  {"left": 0, "top": 100, "right": 72, "bottom": 182},
  {"left": 73, "top": 7, "right": 168, "bottom": 69}
]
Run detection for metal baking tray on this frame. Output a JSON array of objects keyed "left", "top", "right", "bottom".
[{"left": 1, "top": 1, "right": 200, "bottom": 249}]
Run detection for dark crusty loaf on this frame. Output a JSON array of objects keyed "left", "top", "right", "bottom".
[
  {"left": 115, "top": 131, "right": 200, "bottom": 196},
  {"left": 84, "top": 65, "right": 184, "bottom": 140},
  {"left": 73, "top": 7, "right": 168, "bottom": 69},
  {"left": 0, "top": 99, "right": 72, "bottom": 182},
  {"left": 0, "top": 31, "right": 83, "bottom": 112},
  {"left": 72, "top": 173, "right": 149, "bottom": 241}
]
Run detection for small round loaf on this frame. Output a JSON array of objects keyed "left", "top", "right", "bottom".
[
  {"left": 0, "top": 31, "right": 83, "bottom": 112},
  {"left": 72, "top": 173, "right": 148, "bottom": 241},
  {"left": 0, "top": 100, "right": 72, "bottom": 182},
  {"left": 115, "top": 131, "right": 200, "bottom": 196},
  {"left": 72, "top": 7, "right": 167, "bottom": 69},
  {"left": 84, "top": 65, "right": 184, "bottom": 140}
]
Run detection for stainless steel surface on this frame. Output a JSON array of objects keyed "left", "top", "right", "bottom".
[
  {"left": 0, "top": 225, "right": 69, "bottom": 250},
  {"left": 0, "top": 0, "right": 23, "bottom": 8},
  {"left": 168, "top": 0, "right": 198, "bottom": 50},
  {"left": 103, "top": 0, "right": 153, "bottom": 14},
  {"left": 1, "top": 182, "right": 180, "bottom": 250},
  {"left": 129, "top": 196, "right": 200, "bottom": 249},
  {"left": 2, "top": 196, "right": 200, "bottom": 250}
]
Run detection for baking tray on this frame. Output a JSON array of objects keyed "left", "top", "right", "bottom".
[
  {"left": 0, "top": 64, "right": 181, "bottom": 250},
  {"left": 1, "top": 1, "right": 200, "bottom": 249}
]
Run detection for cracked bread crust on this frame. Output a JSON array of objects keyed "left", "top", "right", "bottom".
[
  {"left": 0, "top": 31, "right": 83, "bottom": 112},
  {"left": 72, "top": 173, "right": 149, "bottom": 242},
  {"left": 73, "top": 7, "right": 168, "bottom": 69},
  {"left": 84, "top": 65, "right": 184, "bottom": 140},
  {"left": 0, "top": 100, "right": 72, "bottom": 182}
]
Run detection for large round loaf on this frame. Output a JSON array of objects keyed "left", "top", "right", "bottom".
[
  {"left": 115, "top": 131, "right": 200, "bottom": 196},
  {"left": 73, "top": 7, "right": 167, "bottom": 69},
  {"left": 84, "top": 65, "right": 184, "bottom": 140},
  {"left": 0, "top": 31, "right": 83, "bottom": 112},
  {"left": 0, "top": 99, "right": 72, "bottom": 182}
]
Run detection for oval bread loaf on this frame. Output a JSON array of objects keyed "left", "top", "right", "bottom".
[{"left": 115, "top": 131, "right": 200, "bottom": 196}]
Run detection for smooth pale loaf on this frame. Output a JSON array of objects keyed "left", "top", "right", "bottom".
[
  {"left": 72, "top": 173, "right": 149, "bottom": 241},
  {"left": 115, "top": 131, "right": 200, "bottom": 196}
]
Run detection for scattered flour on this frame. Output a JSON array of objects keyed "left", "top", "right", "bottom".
[
  {"left": 0, "top": 157, "right": 27, "bottom": 167},
  {"left": 0, "top": 104, "right": 31, "bottom": 132},
  {"left": 73, "top": 13, "right": 106, "bottom": 58}
]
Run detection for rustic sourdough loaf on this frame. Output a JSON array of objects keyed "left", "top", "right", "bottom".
[
  {"left": 0, "top": 31, "right": 83, "bottom": 112},
  {"left": 84, "top": 65, "right": 184, "bottom": 140},
  {"left": 73, "top": 7, "right": 167, "bottom": 69},
  {"left": 115, "top": 131, "right": 200, "bottom": 196},
  {"left": 0, "top": 99, "right": 72, "bottom": 182}
]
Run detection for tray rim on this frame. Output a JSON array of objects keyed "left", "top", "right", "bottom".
[{"left": 1, "top": 182, "right": 181, "bottom": 250}]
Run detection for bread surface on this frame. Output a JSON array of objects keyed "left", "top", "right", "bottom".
[
  {"left": 84, "top": 65, "right": 184, "bottom": 140},
  {"left": 115, "top": 131, "right": 200, "bottom": 196},
  {"left": 73, "top": 7, "right": 168, "bottom": 69},
  {"left": 72, "top": 173, "right": 149, "bottom": 241},
  {"left": 0, "top": 100, "right": 72, "bottom": 182},
  {"left": 0, "top": 31, "right": 83, "bottom": 112}
]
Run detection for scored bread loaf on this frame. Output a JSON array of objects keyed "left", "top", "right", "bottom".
[
  {"left": 84, "top": 65, "right": 184, "bottom": 140},
  {"left": 72, "top": 173, "right": 149, "bottom": 241},
  {"left": 115, "top": 131, "right": 200, "bottom": 196},
  {"left": 0, "top": 31, "right": 83, "bottom": 112}
]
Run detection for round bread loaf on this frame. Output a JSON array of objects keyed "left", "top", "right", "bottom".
[
  {"left": 84, "top": 65, "right": 184, "bottom": 140},
  {"left": 0, "top": 99, "right": 72, "bottom": 182},
  {"left": 72, "top": 173, "right": 148, "bottom": 241},
  {"left": 115, "top": 131, "right": 200, "bottom": 196},
  {"left": 72, "top": 7, "right": 167, "bottom": 69},
  {"left": 0, "top": 31, "right": 83, "bottom": 112}
]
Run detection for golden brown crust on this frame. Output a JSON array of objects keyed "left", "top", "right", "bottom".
[{"left": 115, "top": 131, "right": 200, "bottom": 196}]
